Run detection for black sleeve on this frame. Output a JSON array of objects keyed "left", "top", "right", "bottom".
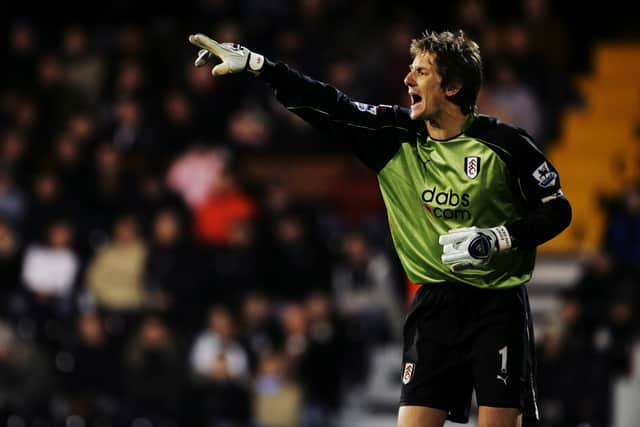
[
  {"left": 467, "top": 117, "right": 572, "bottom": 249},
  {"left": 506, "top": 198, "right": 572, "bottom": 249},
  {"left": 258, "top": 59, "right": 406, "bottom": 172},
  {"left": 502, "top": 129, "right": 572, "bottom": 249}
]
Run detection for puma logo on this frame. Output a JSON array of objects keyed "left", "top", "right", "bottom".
[{"left": 496, "top": 374, "right": 508, "bottom": 386}]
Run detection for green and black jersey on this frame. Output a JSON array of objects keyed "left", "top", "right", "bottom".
[{"left": 260, "top": 61, "right": 571, "bottom": 289}]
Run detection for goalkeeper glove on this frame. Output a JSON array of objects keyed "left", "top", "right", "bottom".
[
  {"left": 188, "top": 33, "right": 265, "bottom": 76},
  {"left": 438, "top": 226, "right": 512, "bottom": 271}
]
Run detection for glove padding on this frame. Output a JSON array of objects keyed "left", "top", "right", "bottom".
[
  {"left": 188, "top": 33, "right": 265, "bottom": 76},
  {"left": 438, "top": 226, "right": 512, "bottom": 271}
]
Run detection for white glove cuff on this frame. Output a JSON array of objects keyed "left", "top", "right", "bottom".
[
  {"left": 490, "top": 225, "right": 512, "bottom": 251},
  {"left": 247, "top": 53, "right": 265, "bottom": 75}
]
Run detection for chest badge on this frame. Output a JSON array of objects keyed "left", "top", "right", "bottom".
[{"left": 465, "top": 156, "right": 480, "bottom": 179}]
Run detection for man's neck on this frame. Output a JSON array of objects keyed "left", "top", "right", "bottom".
[{"left": 426, "top": 110, "right": 468, "bottom": 140}]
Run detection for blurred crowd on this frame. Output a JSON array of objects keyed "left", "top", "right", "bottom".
[
  {"left": 0, "top": 0, "right": 637, "bottom": 426},
  {"left": 535, "top": 185, "right": 640, "bottom": 427}
]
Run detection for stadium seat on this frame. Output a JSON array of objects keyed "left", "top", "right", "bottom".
[{"left": 542, "top": 43, "right": 640, "bottom": 254}]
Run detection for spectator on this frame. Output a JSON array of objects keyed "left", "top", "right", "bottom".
[
  {"left": 521, "top": 2, "right": 577, "bottom": 141},
  {"left": 537, "top": 292, "right": 611, "bottom": 427},
  {"left": 61, "top": 27, "right": 104, "bottom": 105},
  {"left": 23, "top": 171, "right": 71, "bottom": 244},
  {"left": 134, "top": 173, "right": 190, "bottom": 236},
  {"left": 121, "top": 315, "right": 183, "bottom": 424},
  {"left": 258, "top": 178, "right": 315, "bottom": 233},
  {"left": 12, "top": 95, "right": 39, "bottom": 137},
  {"left": 453, "top": 0, "right": 490, "bottom": 41},
  {"left": 113, "top": 59, "right": 148, "bottom": 101},
  {"left": 185, "top": 59, "right": 243, "bottom": 139},
  {"left": 190, "top": 305, "right": 249, "bottom": 381},
  {"left": 523, "top": 0, "right": 571, "bottom": 72},
  {"left": 573, "top": 252, "right": 618, "bottom": 327},
  {"left": 299, "top": 291, "right": 345, "bottom": 427},
  {"left": 602, "top": 295, "right": 636, "bottom": 377},
  {"left": 84, "top": 143, "right": 135, "bottom": 238},
  {"left": 20, "top": 220, "right": 78, "bottom": 324},
  {"left": 3, "top": 22, "right": 38, "bottom": 91},
  {"left": 0, "top": 321, "right": 53, "bottom": 420},
  {"left": 109, "top": 97, "right": 155, "bottom": 156},
  {"left": 159, "top": 89, "right": 197, "bottom": 160},
  {"left": 328, "top": 159, "right": 386, "bottom": 231},
  {"left": 331, "top": 231, "right": 403, "bottom": 344},
  {"left": 189, "top": 305, "right": 252, "bottom": 426},
  {"left": 0, "top": 130, "right": 29, "bottom": 186},
  {"left": 536, "top": 319, "right": 571, "bottom": 427},
  {"left": 192, "top": 166, "right": 257, "bottom": 246},
  {"left": 144, "top": 208, "right": 198, "bottom": 329},
  {"left": 0, "top": 167, "right": 26, "bottom": 227},
  {"left": 49, "top": 132, "right": 89, "bottom": 200},
  {"left": 326, "top": 57, "right": 363, "bottom": 100},
  {"left": 263, "top": 213, "right": 329, "bottom": 300},
  {"left": 239, "top": 291, "right": 282, "bottom": 373},
  {"left": 35, "top": 55, "right": 86, "bottom": 135},
  {"left": 227, "top": 106, "right": 273, "bottom": 151},
  {"left": 205, "top": 220, "right": 263, "bottom": 305},
  {"left": 254, "top": 351, "right": 302, "bottom": 427},
  {"left": 381, "top": 22, "right": 416, "bottom": 105},
  {"left": 166, "top": 145, "right": 229, "bottom": 210},
  {"left": 60, "top": 312, "right": 119, "bottom": 422},
  {"left": 66, "top": 111, "right": 98, "bottom": 146},
  {"left": 482, "top": 58, "right": 543, "bottom": 142},
  {"left": 0, "top": 219, "right": 22, "bottom": 314},
  {"left": 279, "top": 302, "right": 308, "bottom": 373},
  {"left": 86, "top": 214, "right": 147, "bottom": 312},
  {"left": 604, "top": 185, "right": 640, "bottom": 273}
]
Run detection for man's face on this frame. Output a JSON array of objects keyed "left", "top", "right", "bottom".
[{"left": 404, "top": 52, "right": 447, "bottom": 121}]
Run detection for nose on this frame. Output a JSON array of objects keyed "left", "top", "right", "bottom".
[{"left": 404, "top": 70, "right": 415, "bottom": 88}]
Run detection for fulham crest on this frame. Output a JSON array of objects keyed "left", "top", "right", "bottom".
[
  {"left": 465, "top": 156, "right": 480, "bottom": 179},
  {"left": 402, "top": 362, "right": 415, "bottom": 385}
]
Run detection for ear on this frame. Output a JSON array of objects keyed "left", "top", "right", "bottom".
[{"left": 445, "top": 82, "right": 462, "bottom": 97}]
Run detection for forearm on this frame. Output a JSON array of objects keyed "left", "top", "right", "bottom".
[
  {"left": 258, "top": 59, "right": 405, "bottom": 172},
  {"left": 258, "top": 59, "right": 355, "bottom": 126},
  {"left": 506, "top": 198, "right": 572, "bottom": 249},
  {"left": 188, "top": 32, "right": 398, "bottom": 133}
]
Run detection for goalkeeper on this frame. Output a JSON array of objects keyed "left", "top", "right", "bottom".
[{"left": 189, "top": 29, "right": 571, "bottom": 427}]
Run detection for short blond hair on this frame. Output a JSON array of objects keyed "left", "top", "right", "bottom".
[{"left": 410, "top": 30, "right": 482, "bottom": 114}]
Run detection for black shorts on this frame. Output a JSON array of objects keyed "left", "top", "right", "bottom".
[{"left": 399, "top": 282, "right": 540, "bottom": 423}]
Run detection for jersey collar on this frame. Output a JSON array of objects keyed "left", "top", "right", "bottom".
[
  {"left": 417, "top": 113, "right": 477, "bottom": 164},
  {"left": 427, "top": 112, "right": 477, "bottom": 142}
]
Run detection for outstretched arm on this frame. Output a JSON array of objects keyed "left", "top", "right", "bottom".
[{"left": 188, "top": 33, "right": 407, "bottom": 171}]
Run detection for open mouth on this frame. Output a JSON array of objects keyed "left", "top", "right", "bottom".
[{"left": 410, "top": 93, "right": 423, "bottom": 107}]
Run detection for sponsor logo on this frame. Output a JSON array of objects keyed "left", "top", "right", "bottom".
[
  {"left": 465, "top": 156, "right": 480, "bottom": 179},
  {"left": 496, "top": 374, "right": 508, "bottom": 386},
  {"left": 532, "top": 161, "right": 557, "bottom": 188},
  {"left": 497, "top": 345, "right": 508, "bottom": 386},
  {"left": 402, "top": 362, "right": 415, "bottom": 385},
  {"left": 353, "top": 102, "right": 378, "bottom": 115},
  {"left": 541, "top": 189, "right": 565, "bottom": 204},
  {"left": 421, "top": 187, "right": 472, "bottom": 220}
]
